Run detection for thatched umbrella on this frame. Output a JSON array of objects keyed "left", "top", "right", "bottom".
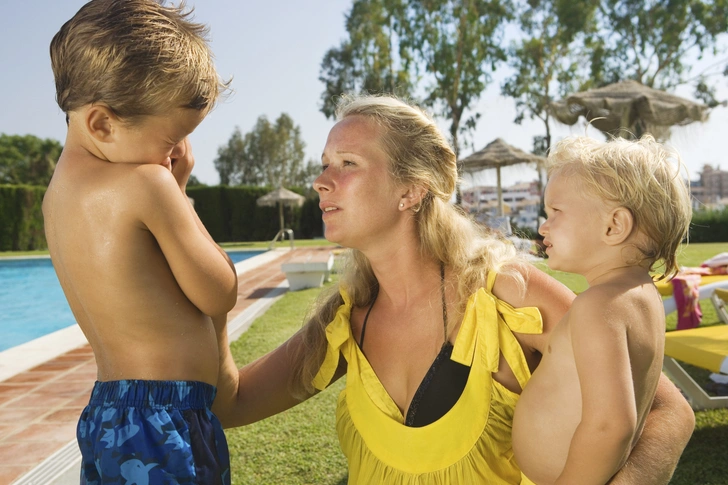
[
  {"left": 551, "top": 80, "right": 709, "bottom": 139},
  {"left": 256, "top": 187, "right": 305, "bottom": 233},
  {"left": 459, "top": 138, "right": 545, "bottom": 216}
]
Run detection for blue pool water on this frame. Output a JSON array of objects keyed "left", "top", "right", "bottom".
[{"left": 0, "top": 250, "right": 263, "bottom": 352}]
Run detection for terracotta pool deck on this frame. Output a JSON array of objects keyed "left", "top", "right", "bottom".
[{"left": 0, "top": 246, "right": 333, "bottom": 485}]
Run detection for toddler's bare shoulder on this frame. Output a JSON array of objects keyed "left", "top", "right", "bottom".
[{"left": 570, "top": 287, "right": 639, "bottom": 331}]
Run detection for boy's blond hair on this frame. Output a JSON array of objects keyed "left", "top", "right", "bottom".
[
  {"left": 50, "top": 0, "right": 229, "bottom": 121},
  {"left": 546, "top": 135, "right": 692, "bottom": 278}
]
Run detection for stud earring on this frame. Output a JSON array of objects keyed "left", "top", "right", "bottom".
[{"left": 399, "top": 202, "right": 404, "bottom": 208}]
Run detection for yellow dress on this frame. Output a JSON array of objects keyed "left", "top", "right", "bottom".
[{"left": 313, "top": 272, "right": 543, "bottom": 484}]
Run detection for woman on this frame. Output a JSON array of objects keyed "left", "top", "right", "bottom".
[{"left": 213, "top": 95, "right": 694, "bottom": 484}]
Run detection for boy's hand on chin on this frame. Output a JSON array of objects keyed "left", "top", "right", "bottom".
[{"left": 170, "top": 138, "right": 194, "bottom": 192}]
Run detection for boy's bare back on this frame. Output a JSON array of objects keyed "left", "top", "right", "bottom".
[
  {"left": 43, "top": 135, "right": 236, "bottom": 385},
  {"left": 47, "top": 2, "right": 239, "bottom": 481},
  {"left": 513, "top": 270, "right": 665, "bottom": 484}
]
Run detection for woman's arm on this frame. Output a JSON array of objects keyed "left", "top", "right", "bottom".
[
  {"left": 493, "top": 263, "right": 575, "bottom": 356},
  {"left": 608, "top": 374, "right": 695, "bottom": 485},
  {"left": 212, "top": 325, "right": 347, "bottom": 428},
  {"left": 213, "top": 328, "right": 309, "bottom": 428}
]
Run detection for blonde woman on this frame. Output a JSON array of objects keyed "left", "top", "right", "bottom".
[{"left": 214, "top": 95, "right": 694, "bottom": 484}]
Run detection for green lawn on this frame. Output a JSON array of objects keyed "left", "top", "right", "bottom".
[
  {"left": 225, "top": 242, "right": 728, "bottom": 484},
  {"left": 225, "top": 287, "right": 348, "bottom": 485}
]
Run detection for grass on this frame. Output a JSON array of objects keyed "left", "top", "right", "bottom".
[
  {"left": 225, "top": 242, "right": 728, "bottom": 484},
  {"left": 225, "top": 287, "right": 348, "bottom": 485}
]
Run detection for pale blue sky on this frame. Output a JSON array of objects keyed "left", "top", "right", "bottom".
[{"left": 1, "top": 1, "right": 727, "bottom": 188}]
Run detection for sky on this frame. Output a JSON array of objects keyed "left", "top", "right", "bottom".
[{"left": 2, "top": 1, "right": 728, "bottom": 190}]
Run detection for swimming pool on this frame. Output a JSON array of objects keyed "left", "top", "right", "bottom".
[{"left": 0, "top": 250, "right": 263, "bottom": 352}]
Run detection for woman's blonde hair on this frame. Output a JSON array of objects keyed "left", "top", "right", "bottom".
[
  {"left": 50, "top": 0, "right": 230, "bottom": 122},
  {"left": 546, "top": 135, "right": 692, "bottom": 278},
  {"left": 290, "top": 95, "right": 524, "bottom": 397}
]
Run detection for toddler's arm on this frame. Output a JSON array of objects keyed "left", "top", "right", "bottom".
[
  {"left": 170, "top": 139, "right": 236, "bottom": 276},
  {"left": 138, "top": 139, "right": 237, "bottom": 316},
  {"left": 554, "top": 292, "right": 638, "bottom": 485}
]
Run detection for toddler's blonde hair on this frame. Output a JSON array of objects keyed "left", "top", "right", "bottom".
[{"left": 546, "top": 135, "right": 692, "bottom": 278}]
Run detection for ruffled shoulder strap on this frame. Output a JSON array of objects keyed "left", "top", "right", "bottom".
[
  {"left": 486, "top": 269, "right": 498, "bottom": 292},
  {"left": 311, "top": 288, "right": 354, "bottom": 391},
  {"left": 451, "top": 271, "right": 543, "bottom": 388}
]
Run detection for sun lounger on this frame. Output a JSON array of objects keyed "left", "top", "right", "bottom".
[
  {"left": 663, "top": 325, "right": 728, "bottom": 409},
  {"left": 711, "top": 288, "right": 728, "bottom": 325},
  {"left": 655, "top": 274, "right": 728, "bottom": 297},
  {"left": 662, "top": 280, "right": 728, "bottom": 315},
  {"left": 281, "top": 250, "right": 334, "bottom": 291},
  {"left": 662, "top": 289, "right": 728, "bottom": 410}
]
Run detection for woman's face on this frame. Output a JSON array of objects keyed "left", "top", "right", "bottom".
[{"left": 314, "top": 115, "right": 403, "bottom": 250}]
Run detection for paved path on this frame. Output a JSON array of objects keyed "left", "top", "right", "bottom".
[{"left": 0, "top": 246, "right": 333, "bottom": 485}]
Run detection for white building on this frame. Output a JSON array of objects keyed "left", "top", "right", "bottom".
[
  {"left": 462, "top": 181, "right": 542, "bottom": 232},
  {"left": 692, "top": 165, "right": 728, "bottom": 209}
]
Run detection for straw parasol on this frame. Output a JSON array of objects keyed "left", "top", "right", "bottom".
[
  {"left": 459, "top": 138, "right": 545, "bottom": 216},
  {"left": 551, "top": 80, "right": 709, "bottom": 139},
  {"left": 256, "top": 187, "right": 306, "bottom": 233}
]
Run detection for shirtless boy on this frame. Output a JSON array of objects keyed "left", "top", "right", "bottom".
[
  {"left": 512, "top": 135, "right": 692, "bottom": 485},
  {"left": 44, "top": 1, "right": 237, "bottom": 483}
]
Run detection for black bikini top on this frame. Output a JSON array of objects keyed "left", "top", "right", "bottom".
[{"left": 359, "top": 264, "right": 471, "bottom": 427}]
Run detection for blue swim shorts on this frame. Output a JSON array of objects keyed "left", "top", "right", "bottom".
[{"left": 77, "top": 380, "right": 230, "bottom": 485}]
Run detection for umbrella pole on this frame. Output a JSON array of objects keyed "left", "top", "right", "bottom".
[
  {"left": 497, "top": 166, "right": 504, "bottom": 217},
  {"left": 279, "top": 202, "right": 285, "bottom": 232},
  {"left": 620, "top": 109, "right": 632, "bottom": 139}
]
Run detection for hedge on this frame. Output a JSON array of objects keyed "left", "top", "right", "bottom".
[
  {"left": 0, "top": 185, "right": 46, "bottom": 251},
  {"left": 188, "top": 185, "right": 323, "bottom": 243},
  {"left": 4, "top": 183, "right": 726, "bottom": 251},
  {"left": 0, "top": 184, "right": 323, "bottom": 251},
  {"left": 689, "top": 207, "right": 728, "bottom": 243}
]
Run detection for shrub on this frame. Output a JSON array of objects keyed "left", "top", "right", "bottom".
[
  {"left": 690, "top": 208, "right": 728, "bottom": 243},
  {"left": 187, "top": 185, "right": 322, "bottom": 243},
  {"left": 0, "top": 185, "right": 46, "bottom": 251}
]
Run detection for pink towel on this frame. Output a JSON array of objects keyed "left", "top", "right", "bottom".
[{"left": 671, "top": 274, "right": 703, "bottom": 330}]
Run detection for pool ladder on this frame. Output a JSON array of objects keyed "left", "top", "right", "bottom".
[{"left": 269, "top": 228, "right": 295, "bottom": 250}]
